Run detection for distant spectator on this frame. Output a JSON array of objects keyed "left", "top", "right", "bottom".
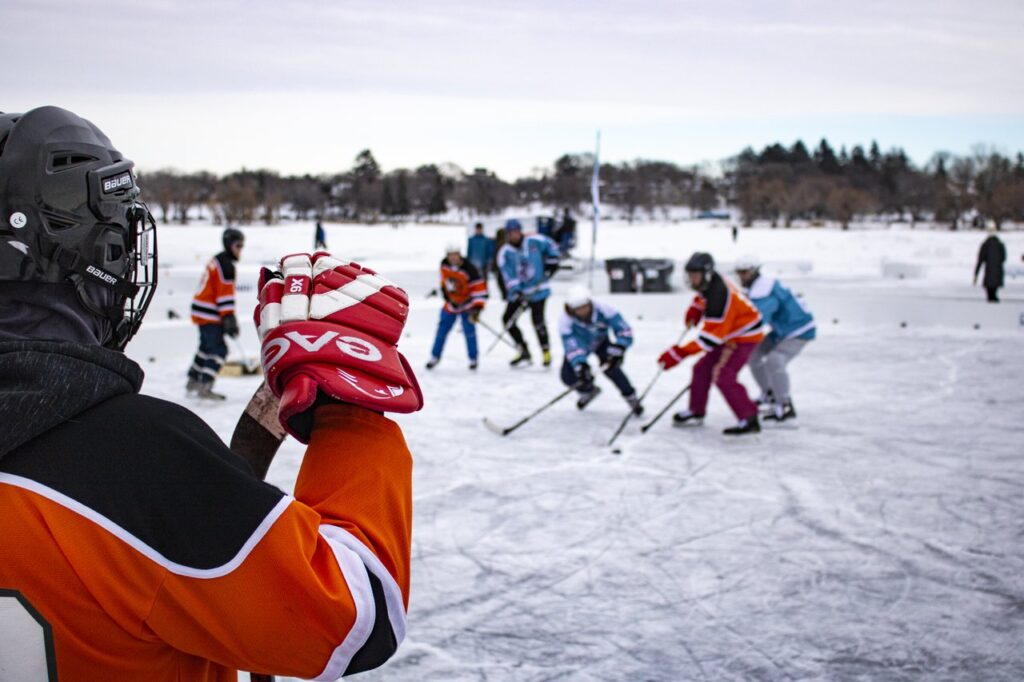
[
  {"left": 731, "top": 225, "right": 738, "bottom": 243},
  {"left": 314, "top": 219, "right": 327, "bottom": 250},
  {"left": 556, "top": 208, "right": 577, "bottom": 255},
  {"left": 467, "top": 222, "right": 496, "bottom": 279},
  {"left": 536, "top": 215, "right": 556, "bottom": 238},
  {"left": 974, "top": 229, "right": 1006, "bottom": 303}
]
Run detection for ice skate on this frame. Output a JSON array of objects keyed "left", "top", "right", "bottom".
[
  {"left": 185, "top": 378, "right": 200, "bottom": 394},
  {"left": 426, "top": 357, "right": 440, "bottom": 370},
  {"left": 576, "top": 385, "right": 602, "bottom": 410},
  {"left": 196, "top": 383, "right": 227, "bottom": 401},
  {"left": 763, "top": 401, "right": 796, "bottom": 422},
  {"left": 542, "top": 349, "right": 552, "bottom": 367},
  {"left": 469, "top": 360, "right": 478, "bottom": 370},
  {"left": 723, "top": 415, "right": 760, "bottom": 436},
  {"left": 672, "top": 410, "right": 705, "bottom": 427},
  {"left": 510, "top": 347, "right": 532, "bottom": 367},
  {"left": 624, "top": 393, "right": 644, "bottom": 416}
]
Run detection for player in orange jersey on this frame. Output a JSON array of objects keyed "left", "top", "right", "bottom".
[
  {"left": 0, "top": 106, "right": 420, "bottom": 681},
  {"left": 187, "top": 227, "right": 244, "bottom": 399},
  {"left": 426, "top": 243, "right": 488, "bottom": 370},
  {"left": 658, "top": 252, "right": 765, "bottom": 435}
]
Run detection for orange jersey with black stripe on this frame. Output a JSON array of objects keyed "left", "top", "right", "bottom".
[
  {"left": 682, "top": 272, "right": 765, "bottom": 354},
  {"left": 440, "top": 258, "right": 487, "bottom": 313},
  {"left": 191, "top": 252, "right": 236, "bottom": 325},
  {"left": 0, "top": 382, "right": 410, "bottom": 681}
]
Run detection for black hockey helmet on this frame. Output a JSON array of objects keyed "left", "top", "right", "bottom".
[
  {"left": 0, "top": 106, "right": 157, "bottom": 350},
  {"left": 684, "top": 251, "right": 715, "bottom": 291},
  {"left": 222, "top": 227, "right": 244, "bottom": 252},
  {"left": 684, "top": 251, "right": 714, "bottom": 274}
]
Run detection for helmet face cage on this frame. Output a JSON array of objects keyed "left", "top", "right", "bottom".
[{"left": 111, "top": 201, "right": 158, "bottom": 349}]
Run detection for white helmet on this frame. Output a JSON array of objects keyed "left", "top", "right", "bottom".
[
  {"left": 444, "top": 243, "right": 462, "bottom": 255},
  {"left": 734, "top": 254, "right": 761, "bottom": 272},
  {"left": 565, "top": 284, "right": 592, "bottom": 309}
]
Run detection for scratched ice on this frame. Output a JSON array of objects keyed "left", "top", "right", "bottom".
[{"left": 128, "top": 221, "right": 1024, "bottom": 682}]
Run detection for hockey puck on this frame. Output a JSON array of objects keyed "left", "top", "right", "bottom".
[
  {"left": 973, "top": 323, "right": 980, "bottom": 329},
  {"left": 900, "top": 321, "right": 907, "bottom": 328},
  {"left": 148, "top": 356, "right": 156, "bottom": 363},
  {"left": 611, "top": 447, "right": 622, "bottom": 455}
]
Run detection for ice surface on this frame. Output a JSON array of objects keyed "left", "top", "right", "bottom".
[{"left": 126, "top": 221, "right": 1024, "bottom": 681}]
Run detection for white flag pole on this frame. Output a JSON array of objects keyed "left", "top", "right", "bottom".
[{"left": 588, "top": 130, "right": 601, "bottom": 290}]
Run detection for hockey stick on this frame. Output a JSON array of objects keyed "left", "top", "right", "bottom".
[
  {"left": 606, "top": 367, "right": 663, "bottom": 447},
  {"left": 228, "top": 335, "right": 261, "bottom": 376},
  {"left": 640, "top": 384, "right": 691, "bottom": 433},
  {"left": 476, "top": 316, "right": 519, "bottom": 350},
  {"left": 229, "top": 382, "right": 287, "bottom": 682},
  {"left": 484, "top": 364, "right": 608, "bottom": 436},
  {"left": 607, "top": 331, "right": 690, "bottom": 446},
  {"left": 485, "top": 300, "right": 529, "bottom": 354},
  {"left": 483, "top": 385, "right": 576, "bottom": 436}
]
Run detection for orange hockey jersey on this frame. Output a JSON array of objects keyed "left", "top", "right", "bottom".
[
  {"left": 191, "top": 251, "right": 236, "bottom": 325},
  {"left": 440, "top": 258, "right": 487, "bottom": 314},
  {"left": 0, "top": 341, "right": 411, "bottom": 681},
  {"left": 681, "top": 272, "right": 765, "bottom": 354}
]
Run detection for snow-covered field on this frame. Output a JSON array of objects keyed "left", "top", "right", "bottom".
[{"left": 129, "top": 220, "right": 1024, "bottom": 681}]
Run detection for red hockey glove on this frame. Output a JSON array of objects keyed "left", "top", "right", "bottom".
[
  {"left": 658, "top": 345, "right": 692, "bottom": 370},
  {"left": 256, "top": 252, "right": 423, "bottom": 443},
  {"left": 684, "top": 304, "right": 702, "bottom": 329}
]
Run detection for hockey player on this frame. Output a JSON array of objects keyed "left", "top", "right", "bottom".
[
  {"left": 560, "top": 285, "right": 642, "bottom": 414},
  {"left": 0, "top": 106, "right": 420, "bottom": 680},
  {"left": 426, "top": 243, "right": 488, "bottom": 370},
  {"left": 658, "top": 252, "right": 765, "bottom": 435},
  {"left": 734, "top": 255, "right": 815, "bottom": 422},
  {"left": 497, "top": 218, "right": 561, "bottom": 367},
  {"left": 187, "top": 227, "right": 244, "bottom": 399}
]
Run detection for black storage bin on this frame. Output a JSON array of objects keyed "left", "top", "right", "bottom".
[
  {"left": 605, "top": 258, "right": 639, "bottom": 293},
  {"left": 639, "top": 258, "right": 675, "bottom": 292}
]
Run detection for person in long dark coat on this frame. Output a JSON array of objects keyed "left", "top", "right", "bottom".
[{"left": 974, "top": 230, "right": 1007, "bottom": 302}]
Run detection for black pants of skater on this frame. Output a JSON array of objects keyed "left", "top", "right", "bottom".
[
  {"left": 560, "top": 340, "right": 635, "bottom": 396},
  {"left": 503, "top": 298, "right": 549, "bottom": 351}
]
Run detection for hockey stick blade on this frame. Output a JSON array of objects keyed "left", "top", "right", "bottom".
[{"left": 483, "top": 417, "right": 511, "bottom": 436}]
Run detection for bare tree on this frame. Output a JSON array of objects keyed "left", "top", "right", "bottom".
[{"left": 826, "top": 184, "right": 875, "bottom": 230}]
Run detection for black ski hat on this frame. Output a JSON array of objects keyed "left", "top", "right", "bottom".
[{"left": 0, "top": 106, "right": 157, "bottom": 350}]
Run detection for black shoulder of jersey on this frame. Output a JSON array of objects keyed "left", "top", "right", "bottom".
[
  {"left": 463, "top": 260, "right": 481, "bottom": 280},
  {"left": 215, "top": 251, "right": 237, "bottom": 283},
  {"left": 703, "top": 273, "right": 728, "bottom": 318},
  {"left": 1, "top": 393, "right": 285, "bottom": 570}
]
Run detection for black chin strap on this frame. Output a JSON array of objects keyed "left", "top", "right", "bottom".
[{"left": 35, "top": 237, "right": 139, "bottom": 349}]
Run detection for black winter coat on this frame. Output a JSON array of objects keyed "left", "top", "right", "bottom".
[{"left": 975, "top": 235, "right": 1006, "bottom": 288}]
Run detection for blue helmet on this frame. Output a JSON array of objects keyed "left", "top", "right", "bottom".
[{"left": 504, "top": 218, "right": 522, "bottom": 232}]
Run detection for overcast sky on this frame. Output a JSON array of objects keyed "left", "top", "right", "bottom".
[{"left": 3, "top": 0, "right": 1022, "bottom": 178}]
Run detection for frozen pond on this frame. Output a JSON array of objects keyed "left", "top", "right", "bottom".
[{"left": 128, "top": 220, "right": 1024, "bottom": 681}]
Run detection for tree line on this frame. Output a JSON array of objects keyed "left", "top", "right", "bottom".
[{"left": 138, "top": 141, "right": 1024, "bottom": 230}]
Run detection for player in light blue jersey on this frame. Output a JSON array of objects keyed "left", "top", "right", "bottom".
[
  {"left": 559, "top": 285, "right": 642, "bottom": 414},
  {"left": 735, "top": 255, "right": 815, "bottom": 422},
  {"left": 497, "top": 219, "right": 561, "bottom": 367}
]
